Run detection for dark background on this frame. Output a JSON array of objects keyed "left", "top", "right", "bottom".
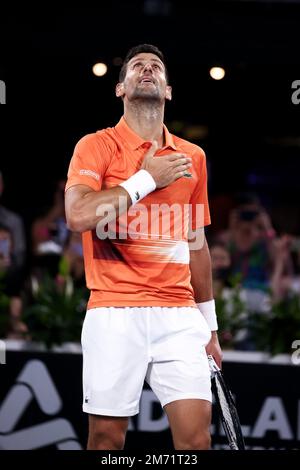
[
  {"left": 1, "top": 0, "right": 300, "bottom": 234},
  {"left": 2, "top": 351, "right": 300, "bottom": 450}
]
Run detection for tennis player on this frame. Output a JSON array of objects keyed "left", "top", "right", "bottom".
[{"left": 65, "top": 44, "right": 222, "bottom": 450}]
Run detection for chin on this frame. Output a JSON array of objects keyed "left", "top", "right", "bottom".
[{"left": 132, "top": 90, "right": 161, "bottom": 100}]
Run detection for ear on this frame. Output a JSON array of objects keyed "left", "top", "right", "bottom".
[
  {"left": 166, "top": 85, "right": 172, "bottom": 101},
  {"left": 116, "top": 82, "right": 125, "bottom": 98}
]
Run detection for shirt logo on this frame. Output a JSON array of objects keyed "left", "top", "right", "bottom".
[
  {"left": 135, "top": 191, "right": 140, "bottom": 200},
  {"left": 79, "top": 169, "right": 100, "bottom": 181}
]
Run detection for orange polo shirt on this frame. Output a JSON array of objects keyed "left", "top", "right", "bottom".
[{"left": 66, "top": 117, "right": 211, "bottom": 308}]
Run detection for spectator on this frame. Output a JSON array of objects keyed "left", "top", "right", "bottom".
[
  {"left": 0, "top": 223, "right": 28, "bottom": 338},
  {"left": 216, "top": 193, "right": 275, "bottom": 293},
  {"left": 0, "top": 171, "right": 26, "bottom": 270},
  {"left": 271, "top": 235, "right": 300, "bottom": 302},
  {"left": 210, "top": 242, "right": 231, "bottom": 297},
  {"left": 31, "top": 179, "right": 68, "bottom": 257},
  {"left": 31, "top": 179, "right": 69, "bottom": 280},
  {"left": 61, "top": 231, "right": 85, "bottom": 288}
]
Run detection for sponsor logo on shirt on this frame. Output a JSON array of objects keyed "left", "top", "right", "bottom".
[{"left": 79, "top": 169, "right": 100, "bottom": 181}]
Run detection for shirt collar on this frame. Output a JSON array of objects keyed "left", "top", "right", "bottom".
[{"left": 115, "top": 116, "right": 177, "bottom": 151}]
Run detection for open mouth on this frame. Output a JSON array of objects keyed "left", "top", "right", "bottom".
[{"left": 139, "top": 77, "right": 155, "bottom": 84}]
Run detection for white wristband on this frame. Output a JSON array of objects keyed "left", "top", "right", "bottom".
[
  {"left": 119, "top": 169, "right": 156, "bottom": 206},
  {"left": 196, "top": 299, "right": 218, "bottom": 331}
]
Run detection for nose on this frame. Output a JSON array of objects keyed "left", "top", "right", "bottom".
[{"left": 142, "top": 63, "right": 153, "bottom": 73}]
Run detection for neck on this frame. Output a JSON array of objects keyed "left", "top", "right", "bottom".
[{"left": 123, "top": 100, "right": 165, "bottom": 147}]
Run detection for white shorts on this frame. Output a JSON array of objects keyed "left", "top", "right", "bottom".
[{"left": 81, "top": 306, "right": 212, "bottom": 417}]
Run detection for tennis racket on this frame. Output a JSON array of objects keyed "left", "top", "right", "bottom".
[{"left": 208, "top": 355, "right": 245, "bottom": 450}]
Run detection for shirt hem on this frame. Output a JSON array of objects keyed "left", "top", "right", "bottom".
[{"left": 87, "top": 299, "right": 197, "bottom": 309}]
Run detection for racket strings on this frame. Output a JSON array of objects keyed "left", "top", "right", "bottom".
[{"left": 215, "top": 377, "right": 237, "bottom": 446}]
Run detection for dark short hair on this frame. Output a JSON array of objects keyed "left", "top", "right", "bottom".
[{"left": 119, "top": 44, "right": 168, "bottom": 83}]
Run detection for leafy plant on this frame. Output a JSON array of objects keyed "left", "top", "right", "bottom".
[
  {"left": 215, "top": 274, "right": 247, "bottom": 349},
  {"left": 23, "top": 274, "right": 88, "bottom": 349},
  {"left": 251, "top": 294, "right": 300, "bottom": 355}
]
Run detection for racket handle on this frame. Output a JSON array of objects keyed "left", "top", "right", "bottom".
[{"left": 207, "top": 354, "right": 220, "bottom": 373}]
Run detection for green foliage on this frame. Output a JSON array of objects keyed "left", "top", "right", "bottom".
[
  {"left": 215, "top": 274, "right": 247, "bottom": 349},
  {"left": 5, "top": 257, "right": 300, "bottom": 354},
  {"left": 23, "top": 275, "right": 88, "bottom": 349},
  {"left": 251, "top": 294, "right": 300, "bottom": 355},
  {"left": 215, "top": 266, "right": 300, "bottom": 354}
]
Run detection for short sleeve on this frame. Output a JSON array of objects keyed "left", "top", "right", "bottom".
[
  {"left": 65, "top": 133, "right": 110, "bottom": 192},
  {"left": 189, "top": 148, "right": 211, "bottom": 230}
]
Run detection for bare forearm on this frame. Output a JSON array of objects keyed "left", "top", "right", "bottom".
[
  {"left": 189, "top": 239, "right": 213, "bottom": 302},
  {"left": 191, "top": 240, "right": 221, "bottom": 358},
  {"left": 270, "top": 259, "right": 286, "bottom": 302},
  {"left": 66, "top": 186, "right": 131, "bottom": 232}
]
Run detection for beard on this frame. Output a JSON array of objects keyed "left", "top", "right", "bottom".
[{"left": 129, "top": 83, "right": 163, "bottom": 102}]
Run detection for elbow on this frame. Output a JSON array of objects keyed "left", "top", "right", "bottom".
[
  {"left": 66, "top": 209, "right": 88, "bottom": 233},
  {"left": 65, "top": 191, "right": 93, "bottom": 232},
  {"left": 66, "top": 216, "right": 83, "bottom": 233}
]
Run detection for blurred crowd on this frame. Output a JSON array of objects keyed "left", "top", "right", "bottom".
[
  {"left": 208, "top": 193, "right": 300, "bottom": 349},
  {"left": 209, "top": 192, "right": 300, "bottom": 303},
  {"left": 1, "top": 169, "right": 300, "bottom": 348},
  {"left": 0, "top": 172, "right": 86, "bottom": 340}
]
